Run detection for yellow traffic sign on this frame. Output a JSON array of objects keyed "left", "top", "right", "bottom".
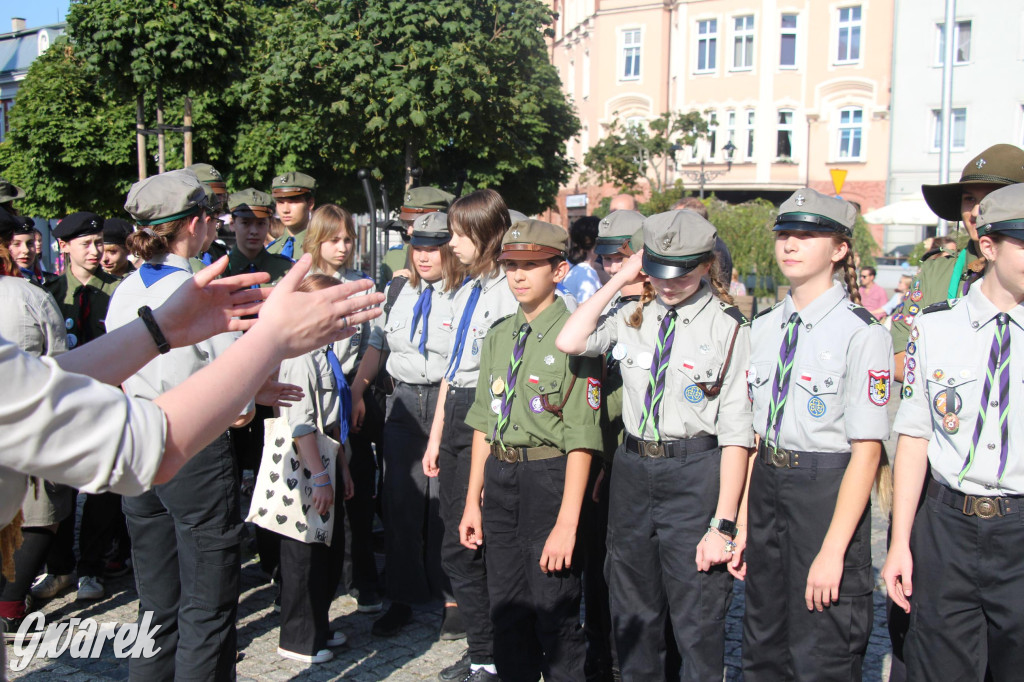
[{"left": 830, "top": 169, "right": 848, "bottom": 196}]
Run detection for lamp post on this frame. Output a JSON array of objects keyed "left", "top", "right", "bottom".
[{"left": 679, "top": 141, "right": 737, "bottom": 198}]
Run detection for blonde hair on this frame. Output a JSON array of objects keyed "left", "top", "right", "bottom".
[
  {"left": 833, "top": 235, "right": 860, "bottom": 305},
  {"left": 126, "top": 216, "right": 195, "bottom": 261},
  {"left": 304, "top": 204, "right": 356, "bottom": 273}
]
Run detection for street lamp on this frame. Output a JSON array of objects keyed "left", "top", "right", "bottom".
[{"left": 680, "top": 141, "right": 737, "bottom": 199}]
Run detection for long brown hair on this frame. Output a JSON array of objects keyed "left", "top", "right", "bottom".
[
  {"left": 0, "top": 238, "right": 18, "bottom": 277},
  {"left": 833, "top": 235, "right": 860, "bottom": 305},
  {"left": 304, "top": 204, "right": 356, "bottom": 273},
  {"left": 448, "top": 189, "right": 510, "bottom": 279},
  {"left": 408, "top": 244, "right": 464, "bottom": 293},
  {"left": 125, "top": 216, "right": 195, "bottom": 261},
  {"left": 626, "top": 281, "right": 656, "bottom": 328}
]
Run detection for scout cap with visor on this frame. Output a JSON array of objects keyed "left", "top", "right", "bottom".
[
  {"left": 774, "top": 188, "right": 856, "bottom": 236},
  {"left": 641, "top": 210, "right": 716, "bottom": 279},
  {"left": 595, "top": 210, "right": 644, "bottom": 255},
  {"left": 498, "top": 219, "right": 568, "bottom": 261}
]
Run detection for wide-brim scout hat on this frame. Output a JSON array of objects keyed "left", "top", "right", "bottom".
[
  {"left": 922, "top": 144, "right": 1024, "bottom": 222},
  {"left": 54, "top": 211, "right": 105, "bottom": 241},
  {"left": 229, "top": 188, "right": 274, "bottom": 218},
  {"left": 102, "top": 217, "right": 134, "bottom": 247},
  {"left": 271, "top": 171, "right": 316, "bottom": 199},
  {"left": 410, "top": 211, "right": 452, "bottom": 247},
  {"left": 977, "top": 183, "right": 1024, "bottom": 242},
  {"left": 499, "top": 219, "right": 568, "bottom": 261},
  {"left": 124, "top": 169, "right": 209, "bottom": 226},
  {"left": 595, "top": 209, "right": 644, "bottom": 255},
  {"left": 187, "top": 163, "right": 228, "bottom": 210},
  {"left": 400, "top": 186, "right": 455, "bottom": 222},
  {"left": 0, "top": 178, "right": 25, "bottom": 204},
  {"left": 641, "top": 210, "right": 716, "bottom": 279},
  {"left": 774, "top": 188, "right": 856, "bottom": 237}
]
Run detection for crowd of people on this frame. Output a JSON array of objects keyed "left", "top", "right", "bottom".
[{"left": 0, "top": 141, "right": 1021, "bottom": 682}]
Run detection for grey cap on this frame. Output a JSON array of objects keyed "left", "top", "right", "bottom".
[
  {"left": 410, "top": 211, "right": 452, "bottom": 247},
  {"left": 774, "top": 188, "right": 856, "bottom": 236},
  {"left": 641, "top": 210, "right": 716, "bottom": 279},
  {"left": 977, "top": 183, "right": 1024, "bottom": 241},
  {"left": 595, "top": 210, "right": 644, "bottom": 255},
  {"left": 508, "top": 209, "right": 529, "bottom": 223},
  {"left": 125, "top": 169, "right": 209, "bottom": 226}
]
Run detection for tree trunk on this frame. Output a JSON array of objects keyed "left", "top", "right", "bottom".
[
  {"left": 136, "top": 94, "right": 147, "bottom": 181},
  {"left": 156, "top": 85, "right": 165, "bottom": 174},
  {"left": 183, "top": 96, "right": 193, "bottom": 167}
]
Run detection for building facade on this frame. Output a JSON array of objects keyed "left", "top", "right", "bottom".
[{"left": 0, "top": 18, "right": 65, "bottom": 142}]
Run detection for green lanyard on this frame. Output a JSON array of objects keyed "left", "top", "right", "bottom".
[{"left": 947, "top": 248, "right": 968, "bottom": 300}]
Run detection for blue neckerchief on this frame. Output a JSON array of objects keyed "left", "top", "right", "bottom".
[
  {"left": 324, "top": 346, "right": 352, "bottom": 444},
  {"left": 201, "top": 252, "right": 213, "bottom": 266},
  {"left": 410, "top": 285, "right": 433, "bottom": 355},
  {"left": 280, "top": 236, "right": 295, "bottom": 260},
  {"left": 247, "top": 263, "right": 261, "bottom": 289},
  {"left": 139, "top": 262, "right": 188, "bottom": 288},
  {"left": 19, "top": 267, "right": 38, "bottom": 284},
  {"left": 446, "top": 280, "right": 482, "bottom": 381}
]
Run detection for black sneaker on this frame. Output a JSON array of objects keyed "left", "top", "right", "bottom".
[
  {"left": 462, "top": 668, "right": 500, "bottom": 682},
  {"left": 438, "top": 650, "right": 471, "bottom": 681},
  {"left": 371, "top": 602, "right": 412, "bottom": 637},
  {"left": 2, "top": 615, "right": 26, "bottom": 643},
  {"left": 439, "top": 604, "right": 466, "bottom": 641},
  {"left": 357, "top": 589, "right": 383, "bottom": 614}
]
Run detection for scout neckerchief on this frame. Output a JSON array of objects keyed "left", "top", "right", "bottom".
[
  {"left": 766, "top": 312, "right": 801, "bottom": 447},
  {"left": 410, "top": 283, "right": 434, "bottom": 355},
  {"left": 446, "top": 280, "right": 482, "bottom": 381},
  {"left": 325, "top": 345, "right": 353, "bottom": 444},
  {"left": 75, "top": 286, "right": 92, "bottom": 342},
  {"left": 959, "top": 312, "right": 1011, "bottom": 483},
  {"left": 280, "top": 236, "right": 295, "bottom": 260},
  {"left": 139, "top": 262, "right": 188, "bottom": 288},
  {"left": 637, "top": 308, "right": 677, "bottom": 440},
  {"left": 493, "top": 323, "right": 530, "bottom": 448}
]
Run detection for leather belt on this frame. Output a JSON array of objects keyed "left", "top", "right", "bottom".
[
  {"left": 624, "top": 434, "right": 718, "bottom": 459},
  {"left": 927, "top": 478, "right": 1021, "bottom": 519},
  {"left": 757, "top": 441, "right": 851, "bottom": 469},
  {"left": 489, "top": 443, "right": 564, "bottom": 464}
]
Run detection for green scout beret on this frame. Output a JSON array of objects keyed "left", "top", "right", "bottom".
[
  {"left": 923, "top": 144, "right": 1024, "bottom": 222},
  {"left": 102, "top": 218, "right": 134, "bottom": 247},
  {"left": 229, "top": 188, "right": 274, "bottom": 218},
  {"left": 641, "top": 210, "right": 716, "bottom": 279},
  {"left": 54, "top": 212, "right": 104, "bottom": 241},
  {"left": 977, "top": 183, "right": 1024, "bottom": 241},
  {"left": 774, "top": 188, "right": 856, "bottom": 236},
  {"left": 125, "top": 169, "right": 209, "bottom": 226},
  {"left": 595, "top": 210, "right": 644, "bottom": 255},
  {"left": 410, "top": 211, "right": 452, "bottom": 247},
  {"left": 0, "top": 177, "right": 25, "bottom": 204},
  {"left": 400, "top": 186, "right": 455, "bottom": 221},
  {"left": 499, "top": 219, "right": 568, "bottom": 261},
  {"left": 271, "top": 171, "right": 316, "bottom": 199}
]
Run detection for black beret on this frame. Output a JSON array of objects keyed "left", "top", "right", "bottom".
[
  {"left": 102, "top": 217, "right": 134, "bottom": 247},
  {"left": 53, "top": 212, "right": 104, "bottom": 241},
  {"left": 0, "top": 205, "right": 19, "bottom": 241}
]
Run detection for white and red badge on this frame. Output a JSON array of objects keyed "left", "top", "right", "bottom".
[
  {"left": 868, "top": 369, "right": 890, "bottom": 406},
  {"left": 587, "top": 378, "right": 601, "bottom": 410}
]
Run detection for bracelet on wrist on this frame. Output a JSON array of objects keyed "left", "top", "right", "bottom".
[
  {"left": 312, "top": 479, "right": 331, "bottom": 488},
  {"left": 138, "top": 305, "right": 171, "bottom": 354},
  {"left": 311, "top": 470, "right": 330, "bottom": 480}
]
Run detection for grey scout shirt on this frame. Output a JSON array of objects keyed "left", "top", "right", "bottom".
[
  {"left": 749, "top": 282, "right": 894, "bottom": 452},
  {"left": 370, "top": 277, "right": 457, "bottom": 384},
  {"left": 0, "top": 276, "right": 67, "bottom": 359},
  {"left": 446, "top": 271, "right": 520, "bottom": 389},
  {"left": 893, "top": 282, "right": 1024, "bottom": 497},
  {"left": 279, "top": 345, "right": 341, "bottom": 439},
  {"left": 583, "top": 283, "right": 754, "bottom": 447}
]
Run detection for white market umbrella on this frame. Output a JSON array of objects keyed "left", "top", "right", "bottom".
[{"left": 863, "top": 196, "right": 938, "bottom": 225}]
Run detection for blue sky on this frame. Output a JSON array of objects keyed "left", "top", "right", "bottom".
[{"left": 9, "top": 0, "right": 71, "bottom": 30}]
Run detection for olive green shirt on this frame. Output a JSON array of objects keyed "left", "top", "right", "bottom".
[
  {"left": 378, "top": 243, "right": 410, "bottom": 291},
  {"left": 267, "top": 229, "right": 306, "bottom": 259},
  {"left": 44, "top": 268, "right": 120, "bottom": 349},
  {"left": 465, "top": 298, "right": 604, "bottom": 454},
  {"left": 225, "top": 247, "right": 293, "bottom": 287}
]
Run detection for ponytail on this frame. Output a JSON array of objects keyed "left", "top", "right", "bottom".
[
  {"left": 833, "top": 236, "right": 860, "bottom": 305},
  {"left": 626, "top": 281, "right": 656, "bottom": 329},
  {"left": 707, "top": 256, "right": 735, "bottom": 305},
  {"left": 126, "top": 217, "right": 191, "bottom": 261}
]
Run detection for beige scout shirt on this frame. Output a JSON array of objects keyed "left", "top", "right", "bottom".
[
  {"left": 279, "top": 346, "right": 341, "bottom": 439},
  {"left": 369, "top": 278, "right": 457, "bottom": 385},
  {"left": 446, "top": 271, "right": 520, "bottom": 389}
]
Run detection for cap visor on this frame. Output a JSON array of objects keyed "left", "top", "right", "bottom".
[
  {"left": 594, "top": 238, "right": 629, "bottom": 255},
  {"left": 272, "top": 188, "right": 310, "bottom": 199},
  {"left": 641, "top": 253, "right": 699, "bottom": 279},
  {"left": 410, "top": 233, "right": 451, "bottom": 247},
  {"left": 772, "top": 218, "right": 846, "bottom": 234},
  {"left": 980, "top": 225, "right": 1024, "bottom": 242}
]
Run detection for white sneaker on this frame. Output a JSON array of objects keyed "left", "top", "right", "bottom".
[
  {"left": 277, "top": 647, "right": 333, "bottom": 663},
  {"left": 326, "top": 630, "right": 347, "bottom": 647},
  {"left": 76, "top": 576, "right": 104, "bottom": 600},
  {"left": 30, "top": 573, "right": 75, "bottom": 600}
]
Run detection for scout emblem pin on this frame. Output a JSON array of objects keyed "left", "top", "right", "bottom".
[
  {"left": 795, "top": 193, "right": 805, "bottom": 206},
  {"left": 491, "top": 378, "right": 505, "bottom": 395}
]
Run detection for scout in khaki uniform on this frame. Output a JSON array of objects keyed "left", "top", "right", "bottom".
[
  {"left": 188, "top": 163, "right": 231, "bottom": 265},
  {"left": 741, "top": 190, "right": 893, "bottom": 682},
  {"left": 225, "top": 188, "right": 292, "bottom": 286},
  {"left": 267, "top": 171, "right": 316, "bottom": 259},
  {"left": 460, "top": 220, "right": 604, "bottom": 682},
  {"left": 558, "top": 211, "right": 752, "bottom": 681},
  {"left": 379, "top": 186, "right": 455, "bottom": 288},
  {"left": 883, "top": 183, "right": 1024, "bottom": 681},
  {"left": 101, "top": 218, "right": 136, "bottom": 279}
]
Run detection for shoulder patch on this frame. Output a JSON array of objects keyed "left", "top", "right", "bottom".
[
  {"left": 922, "top": 300, "right": 953, "bottom": 315},
  {"left": 719, "top": 302, "right": 749, "bottom": 327},
  {"left": 753, "top": 301, "right": 782, "bottom": 321},
  {"left": 847, "top": 304, "right": 877, "bottom": 326}
]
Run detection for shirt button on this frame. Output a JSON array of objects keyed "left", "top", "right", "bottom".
[
  {"left": 988, "top": 443, "right": 996, "bottom": 450},
  {"left": 805, "top": 324, "right": 813, "bottom": 330},
  {"left": 683, "top": 318, "right": 690, "bottom": 324},
  {"left": 972, "top": 322, "right": 979, "bottom": 328},
  {"left": 421, "top": 372, "right": 426, "bottom": 377},
  {"left": 991, "top": 400, "right": 999, "bottom": 407},
  {"left": 513, "top": 424, "right": 519, "bottom": 430}
]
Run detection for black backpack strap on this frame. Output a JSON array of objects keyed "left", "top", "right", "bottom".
[{"left": 383, "top": 276, "right": 408, "bottom": 323}]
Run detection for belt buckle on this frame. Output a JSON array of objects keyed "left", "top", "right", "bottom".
[
  {"left": 502, "top": 447, "right": 520, "bottom": 464},
  {"left": 643, "top": 441, "right": 665, "bottom": 458},
  {"left": 769, "top": 446, "right": 790, "bottom": 468},
  {"left": 967, "top": 496, "right": 1000, "bottom": 519}
]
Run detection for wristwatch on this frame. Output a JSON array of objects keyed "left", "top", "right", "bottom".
[{"left": 708, "top": 517, "right": 737, "bottom": 538}]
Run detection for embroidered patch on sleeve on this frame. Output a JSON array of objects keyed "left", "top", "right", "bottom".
[
  {"left": 868, "top": 370, "right": 890, "bottom": 406},
  {"left": 587, "top": 378, "right": 601, "bottom": 410}
]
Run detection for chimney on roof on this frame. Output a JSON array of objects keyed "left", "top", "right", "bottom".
[{"left": 12, "top": 18, "right": 27, "bottom": 32}]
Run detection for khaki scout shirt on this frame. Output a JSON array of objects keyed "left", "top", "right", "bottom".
[
  {"left": 369, "top": 278, "right": 457, "bottom": 385},
  {"left": 226, "top": 247, "right": 293, "bottom": 286},
  {"left": 465, "top": 298, "right": 604, "bottom": 454},
  {"left": 44, "top": 268, "right": 120, "bottom": 349},
  {"left": 267, "top": 229, "right": 307, "bottom": 258},
  {"left": 893, "top": 283, "right": 1024, "bottom": 496},
  {"left": 378, "top": 243, "right": 409, "bottom": 290},
  {"left": 583, "top": 284, "right": 754, "bottom": 447},
  {"left": 890, "top": 252, "right": 980, "bottom": 353},
  {"left": 446, "top": 271, "right": 520, "bottom": 389}
]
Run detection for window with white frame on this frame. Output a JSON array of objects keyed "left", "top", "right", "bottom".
[
  {"left": 838, "top": 107, "right": 864, "bottom": 158},
  {"left": 776, "top": 109, "right": 794, "bottom": 158},
  {"left": 931, "top": 108, "right": 967, "bottom": 151},
  {"left": 836, "top": 6, "right": 862, "bottom": 63},
  {"left": 622, "top": 29, "right": 641, "bottom": 80},
  {"left": 708, "top": 112, "right": 719, "bottom": 158},
  {"left": 935, "top": 21, "right": 971, "bottom": 65},
  {"left": 726, "top": 111, "right": 737, "bottom": 159},
  {"left": 745, "top": 109, "right": 756, "bottom": 158},
  {"left": 780, "top": 13, "right": 798, "bottom": 67},
  {"left": 697, "top": 19, "right": 718, "bottom": 72},
  {"left": 733, "top": 16, "right": 754, "bottom": 70}
]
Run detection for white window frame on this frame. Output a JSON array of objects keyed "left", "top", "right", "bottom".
[
  {"left": 745, "top": 109, "right": 756, "bottom": 159},
  {"left": 776, "top": 109, "right": 795, "bottom": 159},
  {"left": 837, "top": 106, "right": 865, "bottom": 159},
  {"left": 696, "top": 19, "right": 719, "bottom": 73},
  {"left": 836, "top": 6, "right": 862, "bottom": 64},
  {"left": 780, "top": 13, "right": 798, "bottom": 68},
  {"left": 708, "top": 111, "right": 719, "bottom": 158},
  {"left": 732, "top": 15, "right": 755, "bottom": 71},
  {"left": 621, "top": 29, "right": 642, "bottom": 81},
  {"left": 935, "top": 20, "right": 971, "bottom": 66},
  {"left": 931, "top": 108, "right": 967, "bottom": 152}
]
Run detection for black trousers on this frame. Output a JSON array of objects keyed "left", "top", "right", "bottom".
[
  {"left": 278, "top": 456, "right": 346, "bottom": 655},
  {"left": 439, "top": 385, "right": 494, "bottom": 664},
  {"left": 382, "top": 381, "right": 450, "bottom": 604},
  {"left": 344, "top": 381, "right": 382, "bottom": 595},
  {"left": 483, "top": 454, "right": 586, "bottom": 682},
  {"left": 122, "top": 433, "right": 242, "bottom": 682},
  {"left": 581, "top": 459, "right": 615, "bottom": 673},
  {"left": 46, "top": 491, "right": 125, "bottom": 578},
  {"left": 606, "top": 443, "right": 731, "bottom": 681},
  {"left": 904, "top": 487, "right": 1024, "bottom": 682},
  {"left": 742, "top": 457, "right": 873, "bottom": 682}
]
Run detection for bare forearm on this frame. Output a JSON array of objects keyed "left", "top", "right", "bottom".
[
  {"left": 820, "top": 440, "right": 881, "bottom": 556},
  {"left": 350, "top": 346, "right": 383, "bottom": 401},
  {"left": 556, "top": 450, "right": 593, "bottom": 529},
  {"left": 465, "top": 430, "right": 489, "bottom": 509},
  {"left": 889, "top": 435, "right": 929, "bottom": 548},
  {"left": 428, "top": 379, "right": 449, "bottom": 443},
  {"left": 894, "top": 351, "right": 906, "bottom": 383},
  {"left": 294, "top": 432, "right": 327, "bottom": 476},
  {"left": 715, "top": 445, "right": 750, "bottom": 521},
  {"left": 56, "top": 318, "right": 160, "bottom": 385}
]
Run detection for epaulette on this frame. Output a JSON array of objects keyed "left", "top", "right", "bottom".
[
  {"left": 847, "top": 303, "right": 877, "bottom": 326},
  {"left": 719, "top": 301, "right": 749, "bottom": 327},
  {"left": 922, "top": 300, "right": 954, "bottom": 315},
  {"left": 753, "top": 301, "right": 782, "bottom": 321},
  {"left": 491, "top": 314, "right": 514, "bottom": 331}
]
